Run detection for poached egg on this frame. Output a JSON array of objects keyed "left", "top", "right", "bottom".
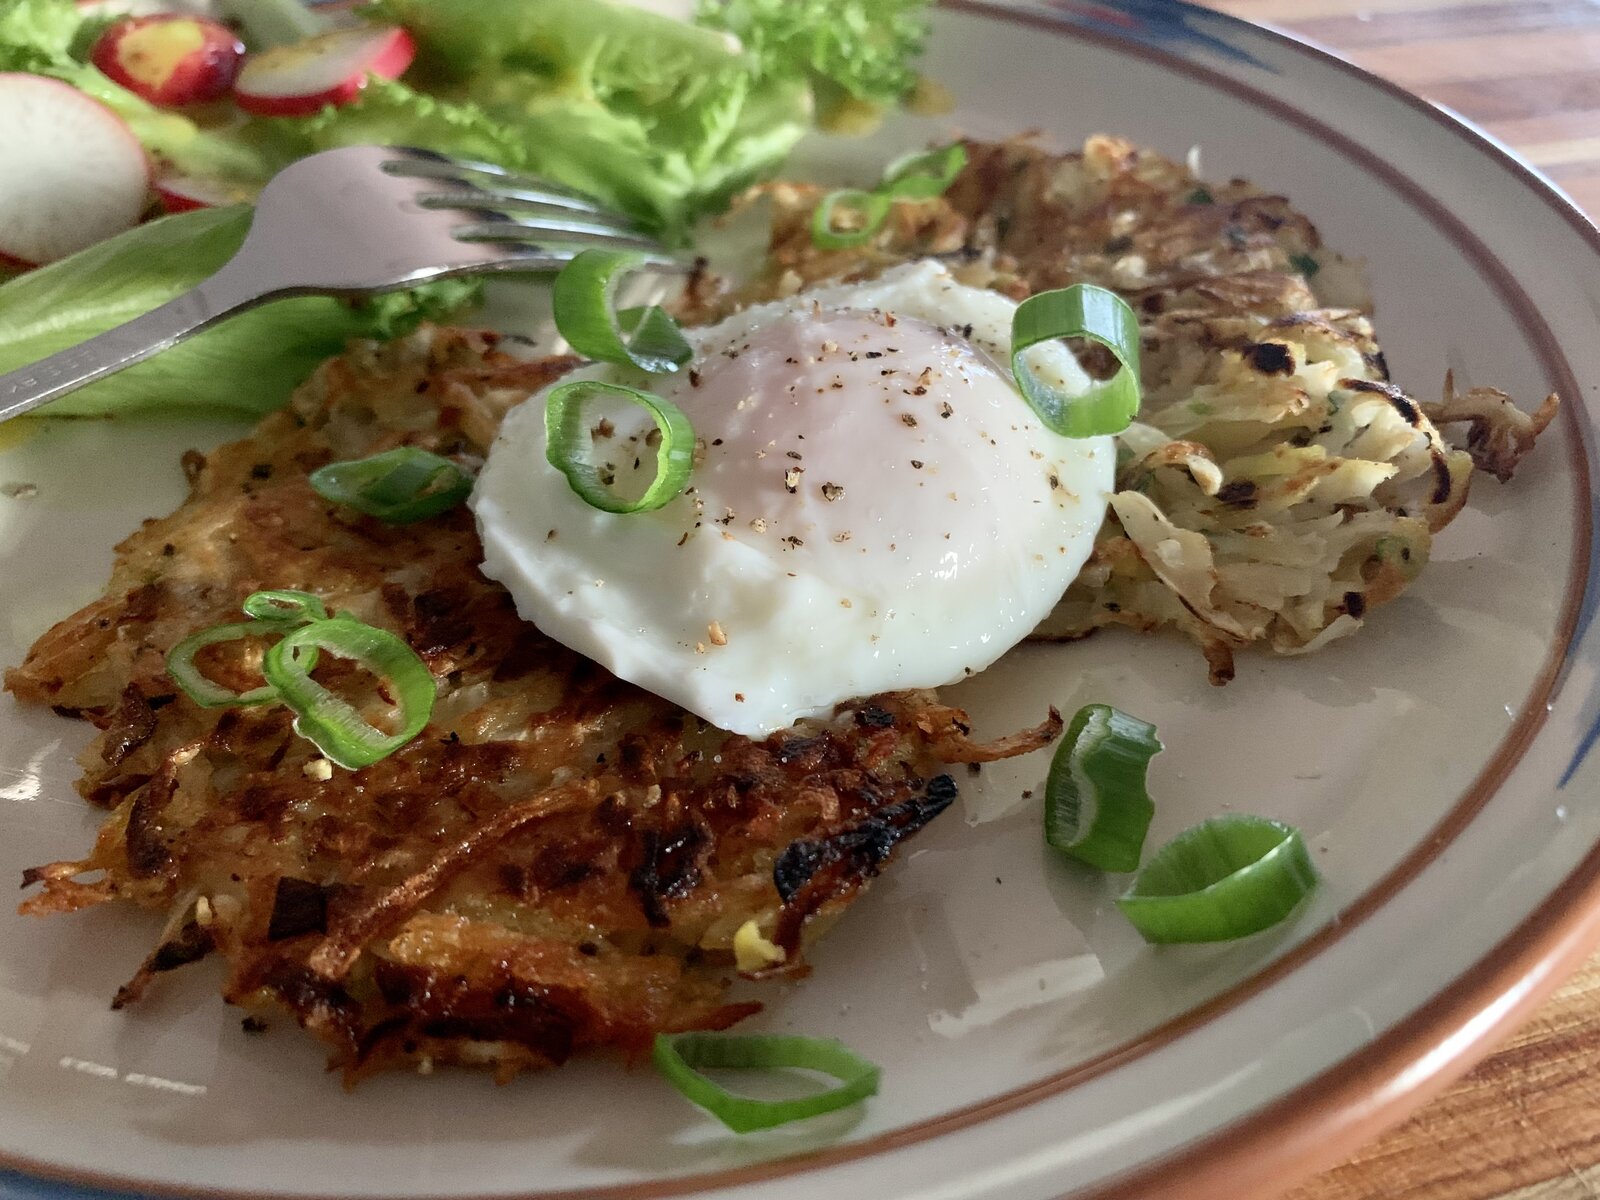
[{"left": 472, "top": 261, "right": 1113, "bottom": 736}]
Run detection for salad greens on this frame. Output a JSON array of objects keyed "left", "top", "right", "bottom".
[
  {"left": 0, "top": 0, "right": 933, "bottom": 417},
  {"left": 277, "top": 78, "right": 521, "bottom": 168},
  {"left": 4, "top": 0, "right": 933, "bottom": 236},
  {"left": 357, "top": 0, "right": 811, "bottom": 236},
  {"left": 698, "top": 0, "right": 931, "bottom": 115},
  {"left": 0, "top": 207, "right": 476, "bottom": 418}
]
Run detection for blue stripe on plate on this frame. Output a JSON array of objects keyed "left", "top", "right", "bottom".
[
  {"left": 1030, "top": 0, "right": 1273, "bottom": 70},
  {"left": 0, "top": 1169, "right": 145, "bottom": 1200},
  {"left": 1557, "top": 495, "right": 1600, "bottom": 789}
]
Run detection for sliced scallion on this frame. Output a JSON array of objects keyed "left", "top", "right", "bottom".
[
  {"left": 1118, "top": 814, "right": 1318, "bottom": 944},
  {"left": 552, "top": 249, "right": 692, "bottom": 374},
  {"left": 1045, "top": 704, "right": 1161, "bottom": 872},
  {"left": 810, "top": 188, "right": 893, "bottom": 250},
  {"left": 167, "top": 620, "right": 295, "bottom": 708},
  {"left": 1011, "top": 284, "right": 1143, "bottom": 438},
  {"left": 810, "top": 142, "right": 966, "bottom": 249},
  {"left": 308, "top": 447, "right": 473, "bottom": 525},
  {"left": 262, "top": 617, "right": 435, "bottom": 770},
  {"left": 880, "top": 142, "right": 968, "bottom": 200},
  {"left": 167, "top": 588, "right": 331, "bottom": 707},
  {"left": 241, "top": 589, "right": 328, "bottom": 626},
  {"left": 652, "top": 1033, "right": 880, "bottom": 1133},
  {"left": 544, "top": 380, "right": 694, "bottom": 514}
]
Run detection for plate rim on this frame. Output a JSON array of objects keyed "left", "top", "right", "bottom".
[{"left": 2, "top": 3, "right": 1598, "bottom": 1199}]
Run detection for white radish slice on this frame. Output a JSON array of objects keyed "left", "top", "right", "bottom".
[
  {"left": 233, "top": 26, "right": 416, "bottom": 117},
  {"left": 155, "top": 174, "right": 256, "bottom": 214},
  {"left": 74, "top": 1, "right": 180, "bottom": 17},
  {"left": 0, "top": 74, "right": 151, "bottom": 266}
]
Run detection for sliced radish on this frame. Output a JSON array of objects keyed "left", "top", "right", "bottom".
[
  {"left": 91, "top": 15, "right": 245, "bottom": 109},
  {"left": 75, "top": 1, "right": 179, "bottom": 16},
  {"left": 155, "top": 173, "right": 257, "bottom": 214},
  {"left": 0, "top": 74, "right": 150, "bottom": 266},
  {"left": 233, "top": 25, "right": 415, "bottom": 117}
]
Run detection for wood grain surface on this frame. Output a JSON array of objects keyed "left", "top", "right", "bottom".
[{"left": 1189, "top": 5, "right": 1600, "bottom": 1197}]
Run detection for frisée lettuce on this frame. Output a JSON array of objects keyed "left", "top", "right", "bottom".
[
  {"left": 698, "top": 0, "right": 932, "bottom": 111},
  {"left": 360, "top": 0, "right": 811, "bottom": 236}
]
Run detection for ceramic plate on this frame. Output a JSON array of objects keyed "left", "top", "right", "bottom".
[{"left": 2, "top": 3, "right": 1598, "bottom": 1198}]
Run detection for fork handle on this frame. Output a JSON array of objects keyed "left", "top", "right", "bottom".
[{"left": 0, "top": 265, "right": 268, "bottom": 423}]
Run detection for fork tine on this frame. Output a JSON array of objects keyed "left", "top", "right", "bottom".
[
  {"left": 384, "top": 146, "right": 542, "bottom": 183},
  {"left": 416, "top": 193, "right": 647, "bottom": 239},
  {"left": 456, "top": 244, "right": 688, "bottom": 278},
  {"left": 450, "top": 217, "right": 666, "bottom": 256},
  {"left": 382, "top": 150, "right": 614, "bottom": 217},
  {"left": 457, "top": 245, "right": 587, "bottom": 274}
]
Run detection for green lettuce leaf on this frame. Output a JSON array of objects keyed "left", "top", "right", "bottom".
[
  {"left": 267, "top": 78, "right": 523, "bottom": 166},
  {"left": 259, "top": 74, "right": 778, "bottom": 238},
  {"left": 361, "top": 0, "right": 811, "bottom": 236},
  {"left": 0, "top": 206, "right": 479, "bottom": 418},
  {"left": 0, "top": 0, "right": 79, "bottom": 59},
  {"left": 372, "top": 0, "right": 747, "bottom": 90},
  {"left": 697, "top": 0, "right": 931, "bottom": 104}
]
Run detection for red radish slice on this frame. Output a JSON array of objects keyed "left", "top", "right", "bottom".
[
  {"left": 155, "top": 174, "right": 257, "bottom": 214},
  {"left": 0, "top": 74, "right": 150, "bottom": 266},
  {"left": 91, "top": 15, "right": 245, "bottom": 109},
  {"left": 234, "top": 26, "right": 416, "bottom": 117}
]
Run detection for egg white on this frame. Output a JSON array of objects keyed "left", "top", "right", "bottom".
[{"left": 472, "top": 261, "right": 1114, "bottom": 736}]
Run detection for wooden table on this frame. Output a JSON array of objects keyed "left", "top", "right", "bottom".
[{"left": 1188, "top": 4, "right": 1600, "bottom": 1195}]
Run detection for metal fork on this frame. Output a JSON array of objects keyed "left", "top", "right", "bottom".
[{"left": 0, "top": 145, "right": 680, "bottom": 423}]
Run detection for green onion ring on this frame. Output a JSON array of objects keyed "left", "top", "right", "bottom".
[
  {"left": 552, "top": 249, "right": 691, "bottom": 374},
  {"left": 262, "top": 617, "right": 435, "bottom": 770},
  {"left": 809, "top": 188, "right": 893, "bottom": 250},
  {"left": 652, "top": 1033, "right": 880, "bottom": 1133},
  {"left": 308, "top": 447, "right": 473, "bottom": 525},
  {"left": 241, "top": 589, "right": 328, "bottom": 626},
  {"left": 1045, "top": 704, "right": 1161, "bottom": 872},
  {"left": 880, "top": 142, "right": 967, "bottom": 200},
  {"left": 810, "top": 143, "right": 966, "bottom": 249},
  {"left": 1117, "top": 814, "right": 1319, "bottom": 944},
  {"left": 544, "top": 380, "right": 694, "bottom": 514},
  {"left": 167, "top": 620, "right": 306, "bottom": 708},
  {"left": 1010, "top": 284, "right": 1143, "bottom": 438}
]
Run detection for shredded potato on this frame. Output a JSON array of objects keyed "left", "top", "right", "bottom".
[
  {"left": 5, "top": 330, "right": 1056, "bottom": 1082},
  {"left": 679, "top": 135, "right": 1557, "bottom": 682}
]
